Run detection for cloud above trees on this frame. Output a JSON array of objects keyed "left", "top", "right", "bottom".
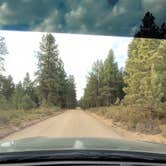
[{"left": 0, "top": 0, "right": 166, "bottom": 36}]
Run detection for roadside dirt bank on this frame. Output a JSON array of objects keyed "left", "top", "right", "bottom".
[{"left": 88, "top": 111, "right": 166, "bottom": 144}]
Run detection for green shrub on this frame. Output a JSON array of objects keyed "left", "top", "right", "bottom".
[
  {"left": 21, "top": 95, "right": 36, "bottom": 110},
  {"left": 0, "top": 95, "right": 13, "bottom": 110},
  {"left": 0, "top": 114, "right": 10, "bottom": 126}
]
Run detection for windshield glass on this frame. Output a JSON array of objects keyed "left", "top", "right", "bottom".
[{"left": 0, "top": 0, "right": 166, "bottom": 154}]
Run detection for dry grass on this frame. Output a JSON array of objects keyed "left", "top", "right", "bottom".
[
  {"left": 0, "top": 107, "right": 60, "bottom": 128},
  {"left": 88, "top": 106, "right": 163, "bottom": 134},
  {"left": 161, "top": 125, "right": 166, "bottom": 137}
]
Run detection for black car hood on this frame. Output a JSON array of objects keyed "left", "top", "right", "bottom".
[{"left": 0, "top": 137, "right": 166, "bottom": 154}]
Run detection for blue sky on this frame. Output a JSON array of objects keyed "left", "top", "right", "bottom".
[{"left": 0, "top": 30, "right": 132, "bottom": 99}]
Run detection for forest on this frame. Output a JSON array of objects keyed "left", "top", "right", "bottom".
[
  {"left": 0, "top": 34, "right": 77, "bottom": 111},
  {"left": 78, "top": 12, "right": 166, "bottom": 134},
  {"left": 80, "top": 12, "right": 166, "bottom": 112}
]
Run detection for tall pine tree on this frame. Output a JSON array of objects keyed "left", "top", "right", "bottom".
[
  {"left": 36, "top": 33, "right": 66, "bottom": 107},
  {"left": 102, "top": 49, "right": 124, "bottom": 105},
  {"left": 66, "top": 75, "right": 77, "bottom": 109},
  {"left": 124, "top": 38, "right": 166, "bottom": 111}
]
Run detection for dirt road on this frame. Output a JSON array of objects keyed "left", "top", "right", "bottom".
[{"left": 5, "top": 110, "right": 121, "bottom": 140}]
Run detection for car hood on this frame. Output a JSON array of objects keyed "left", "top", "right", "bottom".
[{"left": 0, "top": 137, "right": 166, "bottom": 154}]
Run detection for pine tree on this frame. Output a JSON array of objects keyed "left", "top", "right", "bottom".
[
  {"left": 102, "top": 49, "right": 123, "bottom": 105},
  {"left": 36, "top": 33, "right": 66, "bottom": 107},
  {"left": 66, "top": 75, "right": 77, "bottom": 109},
  {"left": 124, "top": 38, "right": 164, "bottom": 111},
  {"left": 56, "top": 60, "right": 67, "bottom": 108},
  {"left": 156, "top": 40, "right": 166, "bottom": 104},
  {"left": 82, "top": 50, "right": 125, "bottom": 108},
  {"left": 135, "top": 12, "right": 160, "bottom": 38},
  {"left": 23, "top": 72, "right": 38, "bottom": 107},
  {"left": 0, "top": 75, "right": 15, "bottom": 100},
  {"left": 12, "top": 81, "right": 24, "bottom": 110},
  {"left": 116, "top": 68, "right": 125, "bottom": 100},
  {"left": 83, "top": 60, "right": 104, "bottom": 108}
]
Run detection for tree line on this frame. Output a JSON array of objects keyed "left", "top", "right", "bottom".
[
  {"left": 79, "top": 50, "right": 125, "bottom": 108},
  {"left": 0, "top": 33, "right": 77, "bottom": 110},
  {"left": 80, "top": 12, "right": 166, "bottom": 113}
]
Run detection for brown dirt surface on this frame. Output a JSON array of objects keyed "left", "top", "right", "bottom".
[
  {"left": 3, "top": 109, "right": 166, "bottom": 144},
  {"left": 4, "top": 110, "right": 122, "bottom": 140}
]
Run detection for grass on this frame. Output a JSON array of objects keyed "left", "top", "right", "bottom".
[
  {"left": 161, "top": 126, "right": 166, "bottom": 137},
  {"left": 0, "top": 107, "right": 61, "bottom": 128},
  {"left": 88, "top": 106, "right": 163, "bottom": 134}
]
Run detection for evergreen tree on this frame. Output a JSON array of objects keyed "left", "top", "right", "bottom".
[
  {"left": 102, "top": 49, "right": 124, "bottom": 105},
  {"left": 124, "top": 38, "right": 165, "bottom": 111},
  {"left": 12, "top": 81, "right": 24, "bottom": 110},
  {"left": 36, "top": 33, "right": 66, "bottom": 107},
  {"left": 23, "top": 72, "right": 39, "bottom": 107},
  {"left": 156, "top": 40, "right": 166, "bottom": 103},
  {"left": 0, "top": 75, "right": 15, "bottom": 100},
  {"left": 56, "top": 60, "right": 67, "bottom": 108},
  {"left": 116, "top": 68, "right": 125, "bottom": 100},
  {"left": 66, "top": 75, "right": 77, "bottom": 109},
  {"left": 135, "top": 12, "right": 160, "bottom": 39},
  {"left": 83, "top": 60, "right": 104, "bottom": 107},
  {"left": 82, "top": 50, "right": 125, "bottom": 108}
]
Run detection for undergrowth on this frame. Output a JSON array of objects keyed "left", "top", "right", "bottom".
[{"left": 88, "top": 106, "right": 163, "bottom": 135}]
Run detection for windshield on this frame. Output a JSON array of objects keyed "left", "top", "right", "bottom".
[{"left": 0, "top": 0, "right": 166, "bottom": 154}]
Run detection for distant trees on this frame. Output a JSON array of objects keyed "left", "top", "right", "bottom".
[
  {"left": 0, "top": 33, "right": 77, "bottom": 111},
  {"left": 0, "top": 75, "right": 14, "bottom": 100},
  {"left": 11, "top": 74, "right": 38, "bottom": 110},
  {"left": 65, "top": 75, "right": 77, "bottom": 109},
  {"left": 0, "top": 75, "right": 15, "bottom": 109},
  {"left": 82, "top": 49, "right": 125, "bottom": 108},
  {"left": 12, "top": 81, "right": 24, "bottom": 110},
  {"left": 23, "top": 73, "right": 39, "bottom": 107}
]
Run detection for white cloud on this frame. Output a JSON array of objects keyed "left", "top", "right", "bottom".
[
  {"left": 34, "top": 10, "right": 61, "bottom": 32},
  {"left": 0, "top": 2, "right": 11, "bottom": 25},
  {"left": 0, "top": 0, "right": 166, "bottom": 36},
  {"left": 0, "top": 30, "right": 132, "bottom": 99}
]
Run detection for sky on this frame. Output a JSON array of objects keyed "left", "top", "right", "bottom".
[
  {"left": 0, "top": 0, "right": 166, "bottom": 36},
  {"left": 0, "top": 30, "right": 132, "bottom": 99}
]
